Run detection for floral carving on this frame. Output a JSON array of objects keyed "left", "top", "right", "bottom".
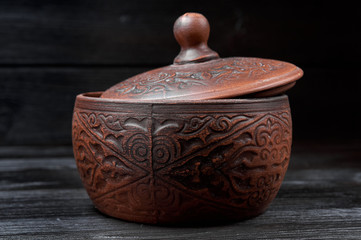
[
  {"left": 115, "top": 72, "right": 208, "bottom": 96},
  {"left": 155, "top": 112, "right": 291, "bottom": 210},
  {"left": 72, "top": 102, "right": 292, "bottom": 223},
  {"left": 103, "top": 58, "right": 286, "bottom": 99}
]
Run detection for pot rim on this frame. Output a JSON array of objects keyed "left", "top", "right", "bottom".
[{"left": 76, "top": 91, "right": 289, "bottom": 105}]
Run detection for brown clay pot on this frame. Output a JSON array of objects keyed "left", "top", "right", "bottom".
[
  {"left": 72, "top": 12, "right": 302, "bottom": 224},
  {"left": 72, "top": 92, "right": 292, "bottom": 224}
]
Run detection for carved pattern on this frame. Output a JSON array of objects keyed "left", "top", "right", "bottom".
[
  {"left": 155, "top": 113, "right": 291, "bottom": 210},
  {"left": 110, "top": 58, "right": 285, "bottom": 98},
  {"left": 72, "top": 106, "right": 292, "bottom": 223},
  {"left": 116, "top": 72, "right": 208, "bottom": 96},
  {"left": 72, "top": 112, "right": 151, "bottom": 200}
]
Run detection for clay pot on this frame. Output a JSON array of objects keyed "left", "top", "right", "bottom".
[
  {"left": 72, "top": 12, "right": 302, "bottom": 224},
  {"left": 72, "top": 92, "right": 292, "bottom": 224}
]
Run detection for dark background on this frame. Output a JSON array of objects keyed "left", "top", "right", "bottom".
[{"left": 0, "top": 0, "right": 360, "bottom": 147}]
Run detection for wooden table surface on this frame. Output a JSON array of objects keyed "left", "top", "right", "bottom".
[{"left": 1, "top": 142, "right": 361, "bottom": 240}]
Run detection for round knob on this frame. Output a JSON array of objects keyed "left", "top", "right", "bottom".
[{"left": 173, "top": 13, "right": 219, "bottom": 64}]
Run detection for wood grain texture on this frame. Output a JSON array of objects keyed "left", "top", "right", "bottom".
[
  {"left": 0, "top": 1, "right": 359, "bottom": 66},
  {"left": 1, "top": 66, "right": 359, "bottom": 146},
  {"left": 0, "top": 1, "right": 360, "bottom": 146},
  {"left": 0, "top": 143, "right": 360, "bottom": 239},
  {"left": 0, "top": 67, "right": 150, "bottom": 145}
]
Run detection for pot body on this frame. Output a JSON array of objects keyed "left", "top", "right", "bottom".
[{"left": 72, "top": 92, "right": 292, "bottom": 224}]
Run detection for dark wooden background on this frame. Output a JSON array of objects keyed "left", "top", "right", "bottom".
[{"left": 0, "top": 0, "right": 360, "bottom": 146}]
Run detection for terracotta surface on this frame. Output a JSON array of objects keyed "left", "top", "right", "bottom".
[
  {"left": 101, "top": 13, "right": 303, "bottom": 101},
  {"left": 72, "top": 12, "right": 302, "bottom": 224},
  {"left": 173, "top": 12, "right": 219, "bottom": 64},
  {"left": 72, "top": 93, "right": 292, "bottom": 224}
]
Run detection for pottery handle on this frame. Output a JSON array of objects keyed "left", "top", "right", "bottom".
[{"left": 173, "top": 12, "right": 219, "bottom": 64}]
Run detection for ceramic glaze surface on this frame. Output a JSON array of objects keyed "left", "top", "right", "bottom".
[{"left": 72, "top": 93, "right": 292, "bottom": 224}]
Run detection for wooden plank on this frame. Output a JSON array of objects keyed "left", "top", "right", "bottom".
[
  {"left": 1, "top": 66, "right": 360, "bottom": 146},
  {"left": 0, "top": 146, "right": 361, "bottom": 239},
  {"left": 0, "top": 1, "right": 359, "bottom": 66},
  {"left": 0, "top": 66, "right": 151, "bottom": 145},
  {"left": 0, "top": 146, "right": 73, "bottom": 158},
  {"left": 288, "top": 67, "right": 361, "bottom": 141}
]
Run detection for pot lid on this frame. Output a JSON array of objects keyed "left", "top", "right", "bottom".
[{"left": 101, "top": 12, "right": 303, "bottom": 101}]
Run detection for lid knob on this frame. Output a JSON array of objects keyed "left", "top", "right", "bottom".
[{"left": 173, "top": 12, "right": 220, "bottom": 64}]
